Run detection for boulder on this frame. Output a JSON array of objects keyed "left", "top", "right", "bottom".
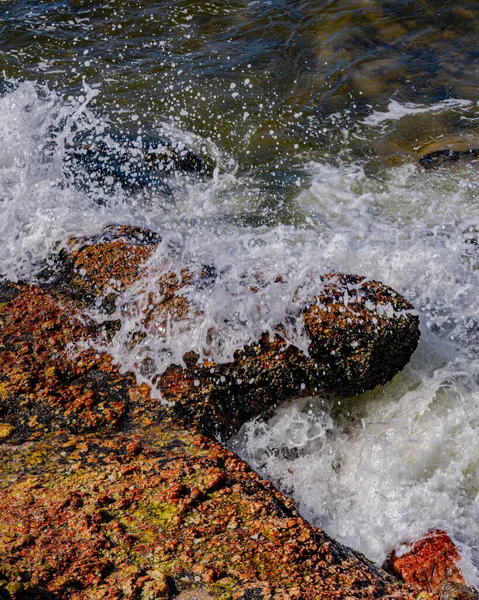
[
  {"left": 0, "top": 422, "right": 423, "bottom": 599},
  {"left": 4, "top": 225, "right": 421, "bottom": 440}
]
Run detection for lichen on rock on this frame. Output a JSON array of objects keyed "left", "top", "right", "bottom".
[{"left": 0, "top": 423, "right": 424, "bottom": 599}]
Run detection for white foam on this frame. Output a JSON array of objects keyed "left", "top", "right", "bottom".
[
  {"left": 362, "top": 98, "right": 475, "bottom": 126},
  {"left": 230, "top": 160, "right": 479, "bottom": 585}
]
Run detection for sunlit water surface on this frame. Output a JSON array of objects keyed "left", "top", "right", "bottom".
[{"left": 1, "top": 0, "right": 479, "bottom": 584}]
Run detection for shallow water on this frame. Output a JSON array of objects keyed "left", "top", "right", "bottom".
[{"left": 1, "top": 0, "right": 479, "bottom": 584}]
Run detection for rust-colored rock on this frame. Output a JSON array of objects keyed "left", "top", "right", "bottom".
[
  {"left": 0, "top": 224, "right": 430, "bottom": 599},
  {"left": 0, "top": 282, "right": 134, "bottom": 439},
  {"left": 150, "top": 271, "right": 420, "bottom": 438},
  {"left": 0, "top": 423, "right": 424, "bottom": 599},
  {"left": 0, "top": 226, "right": 421, "bottom": 441},
  {"left": 389, "top": 531, "right": 465, "bottom": 593},
  {"left": 40, "top": 225, "right": 421, "bottom": 438},
  {"left": 42, "top": 224, "right": 161, "bottom": 306}
]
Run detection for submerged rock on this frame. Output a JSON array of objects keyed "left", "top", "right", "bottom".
[
  {"left": 419, "top": 148, "right": 479, "bottom": 169},
  {"left": 61, "top": 133, "right": 211, "bottom": 196}
]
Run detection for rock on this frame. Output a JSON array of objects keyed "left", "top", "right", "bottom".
[
  {"left": 0, "top": 283, "right": 133, "bottom": 438},
  {"left": 0, "top": 225, "right": 421, "bottom": 440},
  {"left": 439, "top": 583, "right": 479, "bottom": 600},
  {"left": 0, "top": 423, "right": 423, "bottom": 599},
  {"left": 387, "top": 531, "right": 465, "bottom": 593},
  {"left": 419, "top": 148, "right": 479, "bottom": 169},
  {"left": 157, "top": 271, "right": 420, "bottom": 438},
  {"left": 0, "top": 224, "right": 428, "bottom": 598},
  {"left": 41, "top": 224, "right": 162, "bottom": 305},
  {"left": 0, "top": 424, "right": 15, "bottom": 440},
  {"left": 62, "top": 133, "right": 210, "bottom": 195}
]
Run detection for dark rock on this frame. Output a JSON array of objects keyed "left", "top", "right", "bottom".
[
  {"left": 419, "top": 148, "right": 479, "bottom": 169},
  {"left": 3, "top": 225, "right": 420, "bottom": 440},
  {"left": 62, "top": 133, "right": 211, "bottom": 195}
]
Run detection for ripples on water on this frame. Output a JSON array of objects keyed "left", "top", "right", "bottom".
[{"left": 1, "top": 0, "right": 479, "bottom": 582}]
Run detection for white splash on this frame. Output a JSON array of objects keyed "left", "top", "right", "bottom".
[{"left": 362, "top": 98, "right": 475, "bottom": 126}]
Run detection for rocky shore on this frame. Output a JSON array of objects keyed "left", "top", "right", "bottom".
[{"left": 0, "top": 224, "right": 472, "bottom": 599}]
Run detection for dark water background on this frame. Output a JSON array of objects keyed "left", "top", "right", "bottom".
[{"left": 2, "top": 0, "right": 479, "bottom": 192}]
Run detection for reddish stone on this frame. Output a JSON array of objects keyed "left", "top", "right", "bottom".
[{"left": 390, "top": 530, "right": 465, "bottom": 593}]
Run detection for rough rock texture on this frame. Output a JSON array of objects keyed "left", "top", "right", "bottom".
[
  {"left": 0, "top": 424, "right": 425, "bottom": 600},
  {"left": 38, "top": 225, "right": 420, "bottom": 439},
  {"left": 0, "top": 224, "right": 436, "bottom": 599},
  {"left": 0, "top": 225, "right": 421, "bottom": 441},
  {"left": 388, "top": 531, "right": 466, "bottom": 594},
  {"left": 439, "top": 583, "right": 479, "bottom": 600}
]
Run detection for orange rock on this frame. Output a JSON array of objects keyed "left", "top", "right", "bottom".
[{"left": 390, "top": 530, "right": 465, "bottom": 593}]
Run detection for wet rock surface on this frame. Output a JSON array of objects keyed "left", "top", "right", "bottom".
[
  {"left": 2, "top": 225, "right": 421, "bottom": 441},
  {"left": 387, "top": 531, "right": 468, "bottom": 595},
  {"left": 419, "top": 148, "right": 479, "bottom": 169},
  {"left": 439, "top": 583, "right": 479, "bottom": 600},
  {"left": 0, "top": 424, "right": 422, "bottom": 600},
  {"left": 0, "top": 224, "right": 433, "bottom": 598}
]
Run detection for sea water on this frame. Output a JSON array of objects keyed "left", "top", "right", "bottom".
[{"left": 1, "top": 0, "right": 479, "bottom": 585}]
